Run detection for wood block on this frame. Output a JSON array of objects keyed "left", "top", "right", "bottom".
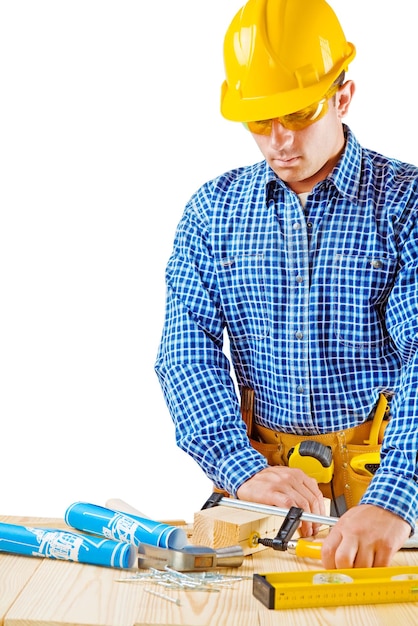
[
  {"left": 192, "top": 506, "right": 287, "bottom": 555},
  {"left": 192, "top": 499, "right": 331, "bottom": 555}
]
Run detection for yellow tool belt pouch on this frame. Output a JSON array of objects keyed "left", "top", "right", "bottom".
[
  {"left": 240, "top": 389, "right": 389, "bottom": 509},
  {"left": 253, "top": 420, "right": 388, "bottom": 508}
]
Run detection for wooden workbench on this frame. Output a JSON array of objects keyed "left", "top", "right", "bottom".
[{"left": 0, "top": 514, "right": 417, "bottom": 625}]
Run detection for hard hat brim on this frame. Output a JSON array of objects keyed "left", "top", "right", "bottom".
[{"left": 221, "top": 42, "right": 355, "bottom": 123}]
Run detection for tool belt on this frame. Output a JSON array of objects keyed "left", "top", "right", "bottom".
[{"left": 241, "top": 388, "right": 389, "bottom": 509}]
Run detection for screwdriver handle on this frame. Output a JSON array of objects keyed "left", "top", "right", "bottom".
[{"left": 287, "top": 539, "right": 323, "bottom": 559}]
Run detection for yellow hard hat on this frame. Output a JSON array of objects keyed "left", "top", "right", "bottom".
[{"left": 221, "top": 0, "right": 356, "bottom": 122}]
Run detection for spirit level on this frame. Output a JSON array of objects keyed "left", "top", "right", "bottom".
[{"left": 253, "top": 566, "right": 418, "bottom": 610}]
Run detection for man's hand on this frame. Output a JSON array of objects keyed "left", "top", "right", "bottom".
[
  {"left": 236, "top": 465, "right": 326, "bottom": 537},
  {"left": 321, "top": 504, "right": 411, "bottom": 569}
]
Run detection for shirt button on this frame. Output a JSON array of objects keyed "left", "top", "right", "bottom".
[
  {"left": 371, "top": 259, "right": 383, "bottom": 269},
  {"left": 307, "top": 222, "right": 313, "bottom": 228},
  {"left": 295, "top": 275, "right": 304, "bottom": 283},
  {"left": 293, "top": 222, "right": 301, "bottom": 230},
  {"left": 296, "top": 385, "right": 304, "bottom": 394},
  {"left": 295, "top": 331, "right": 303, "bottom": 339}
]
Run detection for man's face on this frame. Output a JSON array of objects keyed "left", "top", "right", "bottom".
[{"left": 250, "top": 81, "right": 354, "bottom": 194}]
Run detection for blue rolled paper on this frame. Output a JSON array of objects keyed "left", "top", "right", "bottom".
[
  {"left": 65, "top": 502, "right": 187, "bottom": 549},
  {"left": 0, "top": 522, "right": 136, "bottom": 568}
]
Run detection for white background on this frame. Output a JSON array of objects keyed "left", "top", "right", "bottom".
[{"left": 0, "top": 1, "right": 416, "bottom": 523}]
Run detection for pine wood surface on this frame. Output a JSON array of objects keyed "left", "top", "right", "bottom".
[{"left": 0, "top": 515, "right": 417, "bottom": 625}]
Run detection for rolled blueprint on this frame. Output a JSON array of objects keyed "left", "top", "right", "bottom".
[
  {"left": 65, "top": 502, "right": 188, "bottom": 549},
  {"left": 0, "top": 522, "right": 136, "bottom": 568}
]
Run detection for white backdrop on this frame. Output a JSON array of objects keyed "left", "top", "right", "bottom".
[{"left": 0, "top": 1, "right": 415, "bottom": 522}]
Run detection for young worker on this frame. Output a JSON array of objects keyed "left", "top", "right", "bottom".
[{"left": 155, "top": 0, "right": 418, "bottom": 569}]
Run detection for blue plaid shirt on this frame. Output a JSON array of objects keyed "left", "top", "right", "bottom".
[{"left": 155, "top": 126, "right": 418, "bottom": 530}]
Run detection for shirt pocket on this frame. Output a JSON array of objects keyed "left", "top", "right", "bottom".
[
  {"left": 218, "top": 253, "right": 269, "bottom": 340},
  {"left": 331, "top": 253, "right": 397, "bottom": 349}
]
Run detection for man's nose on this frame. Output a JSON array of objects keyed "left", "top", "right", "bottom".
[{"left": 270, "top": 119, "right": 294, "bottom": 146}]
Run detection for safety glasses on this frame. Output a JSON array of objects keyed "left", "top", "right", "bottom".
[{"left": 244, "top": 83, "right": 340, "bottom": 134}]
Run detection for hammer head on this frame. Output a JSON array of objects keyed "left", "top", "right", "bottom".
[
  {"left": 201, "top": 492, "right": 224, "bottom": 510},
  {"left": 137, "top": 542, "right": 244, "bottom": 571}
]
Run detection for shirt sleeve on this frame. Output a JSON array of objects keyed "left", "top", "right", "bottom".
[
  {"left": 155, "top": 192, "right": 267, "bottom": 496},
  {"left": 361, "top": 196, "right": 418, "bottom": 531}
]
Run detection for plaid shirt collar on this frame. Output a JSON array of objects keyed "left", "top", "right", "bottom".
[{"left": 265, "top": 125, "right": 362, "bottom": 204}]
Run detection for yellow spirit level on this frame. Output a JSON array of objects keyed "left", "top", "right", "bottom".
[{"left": 253, "top": 566, "right": 418, "bottom": 610}]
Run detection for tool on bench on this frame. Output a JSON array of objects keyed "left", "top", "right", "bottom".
[
  {"left": 201, "top": 492, "right": 418, "bottom": 551},
  {"left": 203, "top": 494, "right": 323, "bottom": 559},
  {"left": 253, "top": 565, "right": 418, "bottom": 610},
  {"left": 202, "top": 492, "right": 337, "bottom": 527},
  {"left": 101, "top": 498, "right": 245, "bottom": 571},
  {"left": 137, "top": 543, "right": 244, "bottom": 571},
  {"left": 251, "top": 505, "right": 323, "bottom": 559}
]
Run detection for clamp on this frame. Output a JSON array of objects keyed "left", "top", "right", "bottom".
[
  {"left": 202, "top": 494, "right": 324, "bottom": 559},
  {"left": 256, "top": 505, "right": 303, "bottom": 550}
]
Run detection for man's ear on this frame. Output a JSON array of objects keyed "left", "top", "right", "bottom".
[{"left": 336, "top": 80, "right": 355, "bottom": 118}]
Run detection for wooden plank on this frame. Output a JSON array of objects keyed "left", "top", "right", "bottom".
[
  {"left": 6, "top": 549, "right": 417, "bottom": 626},
  {"left": 0, "top": 516, "right": 65, "bottom": 623},
  {"left": 0, "top": 512, "right": 258, "bottom": 626},
  {"left": 0, "top": 555, "right": 43, "bottom": 623},
  {"left": 133, "top": 584, "right": 258, "bottom": 626},
  {"left": 2, "top": 514, "right": 417, "bottom": 626},
  {"left": 0, "top": 515, "right": 67, "bottom": 530},
  {"left": 3, "top": 556, "right": 258, "bottom": 626},
  {"left": 192, "top": 506, "right": 287, "bottom": 555},
  {"left": 4, "top": 559, "right": 144, "bottom": 626},
  {"left": 134, "top": 558, "right": 258, "bottom": 626}
]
